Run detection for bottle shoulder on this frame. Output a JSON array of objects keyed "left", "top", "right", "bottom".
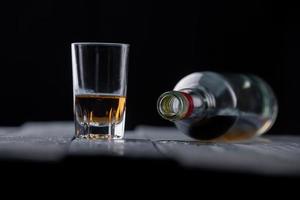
[
  {"left": 174, "top": 72, "right": 237, "bottom": 109},
  {"left": 174, "top": 71, "right": 222, "bottom": 91}
]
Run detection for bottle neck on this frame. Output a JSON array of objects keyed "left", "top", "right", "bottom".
[{"left": 157, "top": 88, "right": 215, "bottom": 121}]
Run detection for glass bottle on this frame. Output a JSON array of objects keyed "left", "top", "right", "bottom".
[{"left": 157, "top": 72, "right": 278, "bottom": 141}]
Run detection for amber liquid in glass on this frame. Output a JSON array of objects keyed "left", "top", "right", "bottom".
[{"left": 75, "top": 94, "right": 126, "bottom": 139}]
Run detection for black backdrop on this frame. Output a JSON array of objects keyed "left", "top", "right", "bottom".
[{"left": 0, "top": 0, "right": 299, "bottom": 134}]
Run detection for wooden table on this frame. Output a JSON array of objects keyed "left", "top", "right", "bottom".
[{"left": 0, "top": 122, "right": 300, "bottom": 178}]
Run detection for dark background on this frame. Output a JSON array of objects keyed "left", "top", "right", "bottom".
[{"left": 0, "top": 0, "right": 299, "bottom": 133}]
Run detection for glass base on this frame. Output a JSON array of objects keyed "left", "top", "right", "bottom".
[
  {"left": 75, "top": 120, "right": 125, "bottom": 140},
  {"left": 77, "top": 133, "right": 122, "bottom": 140}
]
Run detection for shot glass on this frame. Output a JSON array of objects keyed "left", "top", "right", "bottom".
[{"left": 72, "top": 42, "right": 129, "bottom": 139}]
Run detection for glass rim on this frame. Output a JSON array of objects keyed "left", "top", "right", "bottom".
[{"left": 71, "top": 42, "right": 129, "bottom": 47}]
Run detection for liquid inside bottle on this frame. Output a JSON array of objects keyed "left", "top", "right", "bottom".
[{"left": 157, "top": 72, "right": 278, "bottom": 141}]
